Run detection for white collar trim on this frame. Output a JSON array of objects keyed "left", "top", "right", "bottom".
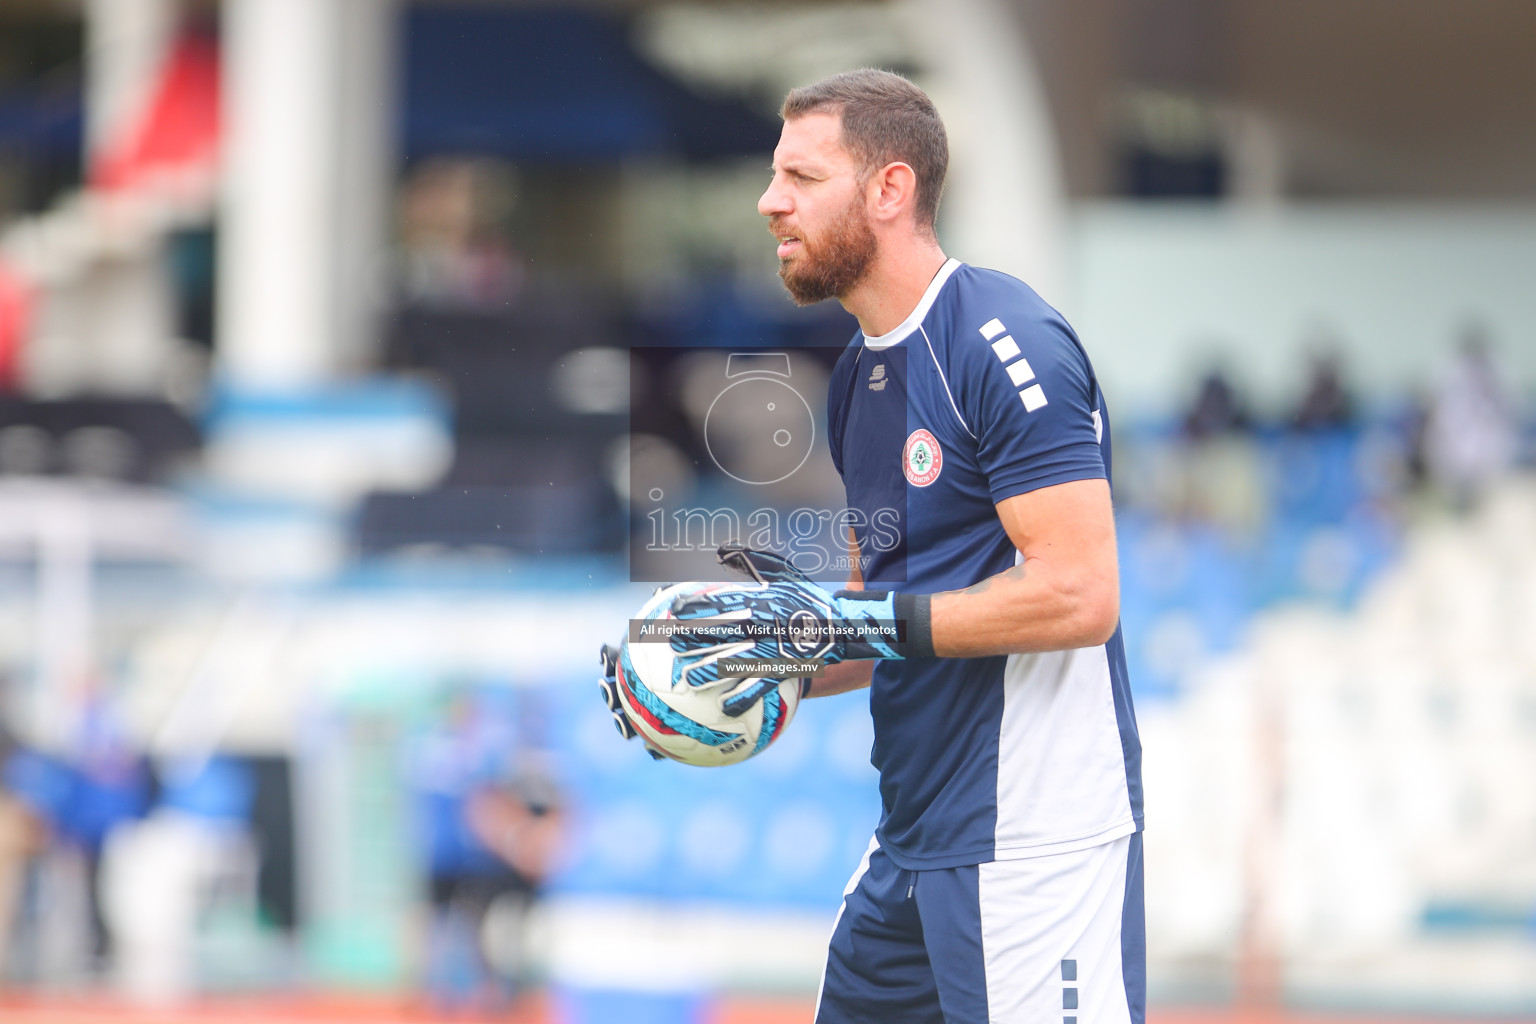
[{"left": 861, "top": 258, "right": 962, "bottom": 350}]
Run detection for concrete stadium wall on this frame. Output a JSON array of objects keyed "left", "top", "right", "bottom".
[{"left": 1063, "top": 204, "right": 1536, "bottom": 421}]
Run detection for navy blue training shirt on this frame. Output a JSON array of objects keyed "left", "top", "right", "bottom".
[{"left": 827, "top": 259, "right": 1143, "bottom": 870}]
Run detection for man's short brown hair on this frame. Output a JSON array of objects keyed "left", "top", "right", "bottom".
[{"left": 781, "top": 68, "right": 949, "bottom": 234}]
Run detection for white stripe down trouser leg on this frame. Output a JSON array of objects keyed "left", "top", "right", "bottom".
[{"left": 979, "top": 834, "right": 1134, "bottom": 1024}]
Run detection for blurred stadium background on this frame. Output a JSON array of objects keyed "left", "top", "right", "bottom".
[{"left": 0, "top": 0, "right": 1533, "bottom": 1021}]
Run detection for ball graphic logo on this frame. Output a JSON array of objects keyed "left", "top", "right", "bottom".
[
  {"left": 903, "top": 429, "right": 942, "bottom": 487},
  {"left": 703, "top": 353, "right": 815, "bottom": 486}
]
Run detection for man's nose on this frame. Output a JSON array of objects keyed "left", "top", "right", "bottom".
[{"left": 758, "top": 178, "right": 791, "bottom": 219}]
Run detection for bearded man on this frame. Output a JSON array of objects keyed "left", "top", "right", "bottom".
[{"left": 607, "top": 68, "right": 1145, "bottom": 1024}]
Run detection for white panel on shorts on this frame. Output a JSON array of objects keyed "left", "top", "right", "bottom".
[
  {"left": 979, "top": 835, "right": 1133, "bottom": 1024},
  {"left": 994, "top": 646, "right": 1136, "bottom": 859}
]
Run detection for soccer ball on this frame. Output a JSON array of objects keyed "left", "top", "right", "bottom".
[{"left": 616, "top": 582, "right": 803, "bottom": 767}]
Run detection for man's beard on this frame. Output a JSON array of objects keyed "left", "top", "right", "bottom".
[{"left": 774, "top": 198, "right": 877, "bottom": 306}]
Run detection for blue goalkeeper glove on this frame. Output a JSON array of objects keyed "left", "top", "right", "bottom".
[
  {"left": 667, "top": 543, "right": 934, "bottom": 714},
  {"left": 597, "top": 643, "right": 664, "bottom": 760}
]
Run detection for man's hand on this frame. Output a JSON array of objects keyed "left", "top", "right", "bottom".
[
  {"left": 597, "top": 644, "right": 664, "bottom": 759},
  {"left": 666, "top": 544, "right": 934, "bottom": 696}
]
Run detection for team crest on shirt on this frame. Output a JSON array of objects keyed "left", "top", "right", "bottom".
[{"left": 903, "top": 429, "right": 943, "bottom": 487}]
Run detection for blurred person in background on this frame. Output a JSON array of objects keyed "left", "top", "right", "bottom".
[
  {"left": 0, "top": 723, "right": 48, "bottom": 985},
  {"left": 461, "top": 756, "right": 564, "bottom": 993},
  {"left": 1423, "top": 321, "right": 1522, "bottom": 509},
  {"left": 397, "top": 159, "right": 525, "bottom": 310},
  {"left": 1396, "top": 388, "right": 1435, "bottom": 493},
  {"left": 1177, "top": 364, "right": 1264, "bottom": 532},
  {"left": 0, "top": 684, "right": 152, "bottom": 984},
  {"left": 1182, "top": 366, "right": 1250, "bottom": 441},
  {"left": 0, "top": 736, "right": 70, "bottom": 985},
  {"left": 411, "top": 686, "right": 565, "bottom": 1010},
  {"left": 1290, "top": 347, "right": 1356, "bottom": 431},
  {"left": 66, "top": 687, "right": 154, "bottom": 972}
]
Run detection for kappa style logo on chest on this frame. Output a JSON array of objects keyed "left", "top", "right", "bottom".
[{"left": 903, "top": 429, "right": 943, "bottom": 487}]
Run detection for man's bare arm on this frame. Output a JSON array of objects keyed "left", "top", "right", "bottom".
[{"left": 929, "top": 479, "right": 1119, "bottom": 657}]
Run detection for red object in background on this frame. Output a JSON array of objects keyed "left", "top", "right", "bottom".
[
  {"left": 0, "top": 260, "right": 32, "bottom": 390},
  {"left": 90, "top": 30, "right": 221, "bottom": 193}
]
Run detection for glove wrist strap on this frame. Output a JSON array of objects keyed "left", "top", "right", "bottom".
[
  {"left": 828, "top": 588, "right": 936, "bottom": 659},
  {"left": 892, "top": 591, "right": 935, "bottom": 658}
]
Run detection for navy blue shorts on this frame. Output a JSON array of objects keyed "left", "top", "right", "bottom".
[{"left": 815, "top": 834, "right": 1144, "bottom": 1024}]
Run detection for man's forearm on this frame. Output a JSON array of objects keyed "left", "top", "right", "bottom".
[
  {"left": 928, "top": 559, "right": 1119, "bottom": 658},
  {"left": 806, "top": 659, "right": 873, "bottom": 697}
]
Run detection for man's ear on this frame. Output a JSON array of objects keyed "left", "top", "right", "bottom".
[{"left": 868, "top": 161, "right": 919, "bottom": 226}]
